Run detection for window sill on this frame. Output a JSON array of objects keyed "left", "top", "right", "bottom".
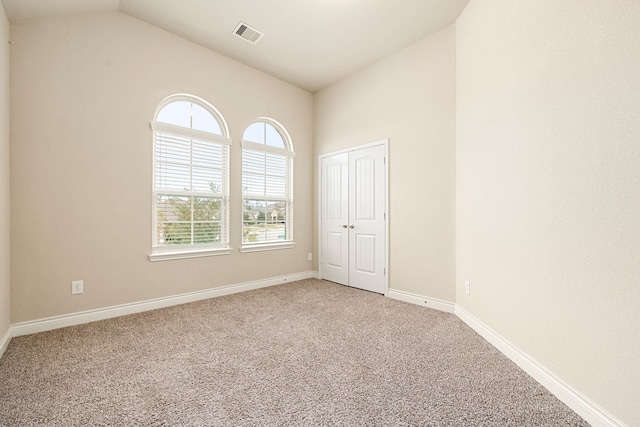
[
  {"left": 149, "top": 247, "right": 233, "bottom": 262},
  {"left": 239, "top": 242, "right": 296, "bottom": 253}
]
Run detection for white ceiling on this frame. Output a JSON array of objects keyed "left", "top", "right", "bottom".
[{"left": 1, "top": 0, "right": 469, "bottom": 92}]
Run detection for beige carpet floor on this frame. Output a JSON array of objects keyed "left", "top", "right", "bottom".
[{"left": 0, "top": 279, "right": 588, "bottom": 426}]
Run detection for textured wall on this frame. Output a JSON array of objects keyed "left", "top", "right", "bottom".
[
  {"left": 314, "top": 26, "right": 456, "bottom": 301},
  {"left": 456, "top": 1, "right": 640, "bottom": 424},
  {"left": 10, "top": 12, "right": 314, "bottom": 323}
]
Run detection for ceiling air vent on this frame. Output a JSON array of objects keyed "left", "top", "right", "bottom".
[{"left": 233, "top": 22, "right": 263, "bottom": 45}]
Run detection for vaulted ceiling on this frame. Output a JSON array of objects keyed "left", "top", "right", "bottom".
[{"left": 1, "top": 0, "right": 469, "bottom": 92}]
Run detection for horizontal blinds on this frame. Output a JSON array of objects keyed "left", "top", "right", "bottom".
[
  {"left": 154, "top": 131, "right": 228, "bottom": 248},
  {"left": 242, "top": 150, "right": 289, "bottom": 198},
  {"left": 242, "top": 148, "right": 293, "bottom": 244},
  {"left": 155, "top": 133, "right": 225, "bottom": 194}
]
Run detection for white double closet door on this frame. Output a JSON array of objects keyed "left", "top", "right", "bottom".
[{"left": 320, "top": 142, "right": 387, "bottom": 294}]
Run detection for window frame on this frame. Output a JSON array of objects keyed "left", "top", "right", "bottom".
[
  {"left": 240, "top": 118, "right": 295, "bottom": 253},
  {"left": 149, "top": 94, "right": 232, "bottom": 262}
]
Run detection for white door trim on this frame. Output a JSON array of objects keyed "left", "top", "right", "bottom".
[{"left": 318, "top": 139, "right": 389, "bottom": 295}]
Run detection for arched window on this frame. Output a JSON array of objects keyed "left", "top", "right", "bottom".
[
  {"left": 241, "top": 119, "right": 295, "bottom": 250},
  {"left": 150, "top": 94, "right": 232, "bottom": 261}
]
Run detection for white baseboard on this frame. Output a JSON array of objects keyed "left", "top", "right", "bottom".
[
  {"left": 0, "top": 326, "right": 10, "bottom": 359},
  {"left": 455, "top": 305, "right": 624, "bottom": 427},
  {"left": 11, "top": 271, "right": 317, "bottom": 337},
  {"left": 387, "top": 288, "right": 455, "bottom": 313}
]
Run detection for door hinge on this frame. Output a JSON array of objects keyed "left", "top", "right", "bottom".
[{"left": 384, "top": 268, "right": 386, "bottom": 275}]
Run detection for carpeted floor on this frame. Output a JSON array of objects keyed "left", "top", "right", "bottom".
[{"left": 0, "top": 279, "right": 588, "bottom": 426}]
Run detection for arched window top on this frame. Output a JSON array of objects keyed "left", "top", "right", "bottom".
[
  {"left": 154, "top": 94, "right": 229, "bottom": 137},
  {"left": 242, "top": 118, "right": 294, "bottom": 155}
]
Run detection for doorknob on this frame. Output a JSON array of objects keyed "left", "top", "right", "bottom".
[
  {"left": 342, "top": 224, "right": 348, "bottom": 228},
  {"left": 349, "top": 225, "right": 355, "bottom": 229}
]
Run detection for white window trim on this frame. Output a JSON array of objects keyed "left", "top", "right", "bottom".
[
  {"left": 241, "top": 139, "right": 295, "bottom": 157},
  {"left": 241, "top": 119, "right": 295, "bottom": 252},
  {"left": 239, "top": 241, "right": 296, "bottom": 253},
  {"left": 150, "top": 94, "right": 232, "bottom": 261},
  {"left": 149, "top": 247, "right": 233, "bottom": 262},
  {"left": 151, "top": 122, "right": 232, "bottom": 146}
]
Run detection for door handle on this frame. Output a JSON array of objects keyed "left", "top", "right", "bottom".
[
  {"left": 342, "top": 224, "right": 348, "bottom": 228},
  {"left": 349, "top": 225, "right": 355, "bottom": 229}
]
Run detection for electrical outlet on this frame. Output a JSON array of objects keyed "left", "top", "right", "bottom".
[
  {"left": 71, "top": 280, "right": 84, "bottom": 295},
  {"left": 464, "top": 280, "right": 470, "bottom": 295},
  {"left": 308, "top": 253, "right": 313, "bottom": 261}
]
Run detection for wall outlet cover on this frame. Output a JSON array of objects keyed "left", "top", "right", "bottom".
[{"left": 72, "top": 280, "right": 84, "bottom": 295}]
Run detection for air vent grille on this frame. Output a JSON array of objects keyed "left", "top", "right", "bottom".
[{"left": 234, "top": 22, "right": 263, "bottom": 44}]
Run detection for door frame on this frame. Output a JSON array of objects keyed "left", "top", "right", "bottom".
[{"left": 317, "top": 139, "right": 389, "bottom": 295}]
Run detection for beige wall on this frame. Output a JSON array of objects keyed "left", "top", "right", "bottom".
[
  {"left": 0, "top": 4, "right": 9, "bottom": 341},
  {"left": 456, "top": 1, "right": 640, "bottom": 424},
  {"left": 10, "top": 12, "right": 314, "bottom": 323},
  {"left": 314, "top": 26, "right": 456, "bottom": 301}
]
